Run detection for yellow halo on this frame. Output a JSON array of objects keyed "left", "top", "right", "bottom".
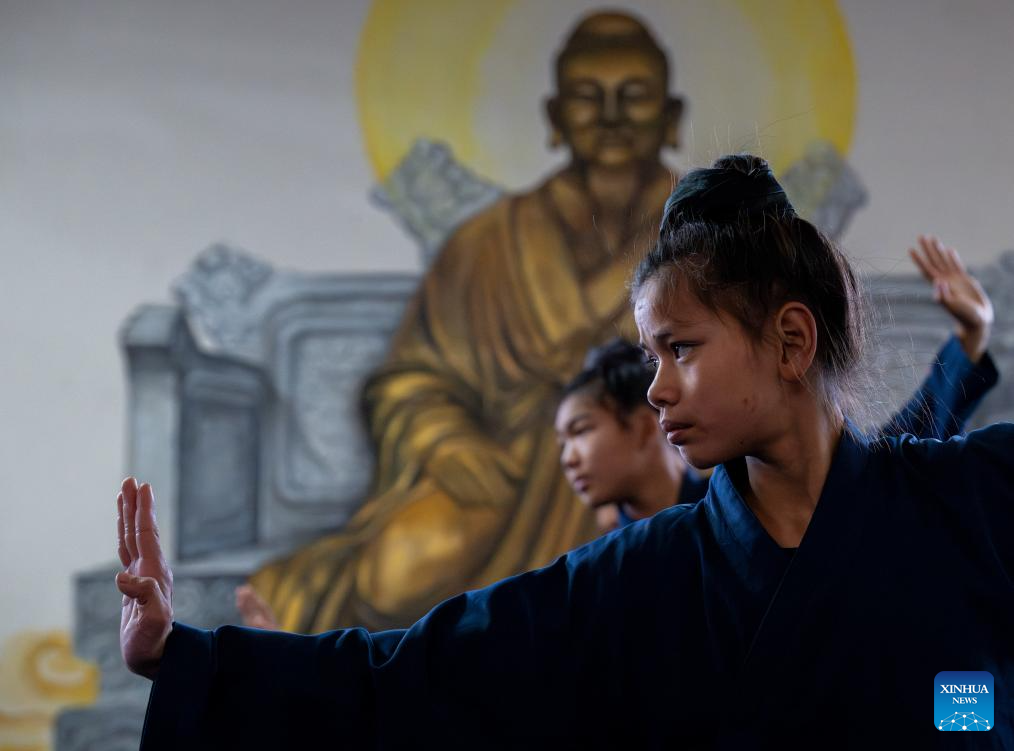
[{"left": 356, "top": 0, "right": 856, "bottom": 185}]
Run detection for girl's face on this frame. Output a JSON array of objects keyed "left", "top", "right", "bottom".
[
  {"left": 554, "top": 392, "right": 646, "bottom": 509},
  {"left": 634, "top": 276, "right": 786, "bottom": 469}
]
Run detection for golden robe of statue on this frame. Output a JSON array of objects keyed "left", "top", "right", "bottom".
[{"left": 249, "top": 11, "right": 683, "bottom": 632}]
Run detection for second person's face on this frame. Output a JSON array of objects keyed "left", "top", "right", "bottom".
[{"left": 555, "top": 392, "right": 645, "bottom": 509}]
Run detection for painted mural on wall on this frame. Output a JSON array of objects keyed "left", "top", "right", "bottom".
[
  {"left": 0, "top": 633, "right": 96, "bottom": 751},
  {"left": 247, "top": 2, "right": 865, "bottom": 633}
]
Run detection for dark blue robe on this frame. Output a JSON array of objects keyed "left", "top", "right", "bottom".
[
  {"left": 677, "top": 465, "right": 711, "bottom": 504},
  {"left": 616, "top": 465, "right": 708, "bottom": 526},
  {"left": 140, "top": 421, "right": 1014, "bottom": 749}
]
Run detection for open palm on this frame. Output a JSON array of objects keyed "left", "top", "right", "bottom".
[
  {"left": 909, "top": 235, "right": 994, "bottom": 361},
  {"left": 116, "top": 477, "right": 173, "bottom": 679}
]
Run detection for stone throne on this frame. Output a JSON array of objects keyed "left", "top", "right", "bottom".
[
  {"left": 56, "top": 254, "right": 421, "bottom": 749},
  {"left": 55, "top": 141, "right": 1014, "bottom": 749}
]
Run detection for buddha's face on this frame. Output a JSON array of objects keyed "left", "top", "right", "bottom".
[{"left": 548, "top": 47, "right": 680, "bottom": 170}]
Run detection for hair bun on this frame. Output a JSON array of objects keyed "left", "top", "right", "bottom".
[
  {"left": 661, "top": 154, "right": 794, "bottom": 230},
  {"left": 582, "top": 338, "right": 643, "bottom": 371},
  {"left": 565, "top": 338, "right": 654, "bottom": 416}
]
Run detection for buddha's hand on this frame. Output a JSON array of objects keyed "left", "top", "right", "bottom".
[
  {"left": 427, "top": 439, "right": 523, "bottom": 508},
  {"left": 115, "top": 478, "right": 173, "bottom": 680},
  {"left": 236, "top": 584, "right": 281, "bottom": 630},
  {"left": 909, "top": 235, "right": 994, "bottom": 362}
]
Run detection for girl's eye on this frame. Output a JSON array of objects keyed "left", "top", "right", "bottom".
[
  {"left": 643, "top": 354, "right": 659, "bottom": 370},
  {"left": 670, "top": 342, "right": 693, "bottom": 359}
]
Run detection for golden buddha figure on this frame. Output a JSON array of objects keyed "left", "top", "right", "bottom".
[{"left": 247, "top": 11, "right": 684, "bottom": 632}]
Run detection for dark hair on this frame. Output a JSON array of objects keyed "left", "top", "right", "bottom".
[
  {"left": 562, "top": 338, "right": 655, "bottom": 422},
  {"left": 631, "top": 154, "right": 868, "bottom": 416},
  {"left": 554, "top": 12, "right": 670, "bottom": 89}
]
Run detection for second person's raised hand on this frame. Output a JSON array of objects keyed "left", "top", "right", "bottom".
[{"left": 909, "top": 235, "right": 994, "bottom": 362}]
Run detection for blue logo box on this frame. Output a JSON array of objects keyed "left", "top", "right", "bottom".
[{"left": 935, "top": 671, "right": 994, "bottom": 731}]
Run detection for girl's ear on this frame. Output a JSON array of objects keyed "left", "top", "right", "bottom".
[{"left": 774, "top": 302, "right": 819, "bottom": 383}]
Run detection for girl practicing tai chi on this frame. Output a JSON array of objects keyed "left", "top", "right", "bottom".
[
  {"left": 236, "top": 236, "right": 997, "bottom": 628},
  {"left": 116, "top": 155, "right": 1012, "bottom": 749},
  {"left": 557, "top": 233, "right": 998, "bottom": 534}
]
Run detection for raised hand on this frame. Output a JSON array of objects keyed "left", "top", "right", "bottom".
[
  {"left": 236, "top": 584, "right": 282, "bottom": 630},
  {"left": 116, "top": 478, "right": 173, "bottom": 679},
  {"left": 909, "top": 235, "right": 994, "bottom": 362}
]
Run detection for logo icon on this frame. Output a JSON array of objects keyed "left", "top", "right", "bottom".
[{"left": 935, "top": 671, "right": 993, "bottom": 731}]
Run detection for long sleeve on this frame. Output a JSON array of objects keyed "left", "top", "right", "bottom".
[
  {"left": 881, "top": 335, "right": 999, "bottom": 440},
  {"left": 894, "top": 421, "right": 1014, "bottom": 586},
  {"left": 141, "top": 544, "right": 614, "bottom": 749},
  {"left": 141, "top": 623, "right": 402, "bottom": 749},
  {"left": 952, "top": 423, "right": 1014, "bottom": 581}
]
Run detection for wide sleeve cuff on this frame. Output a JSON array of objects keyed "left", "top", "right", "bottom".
[
  {"left": 938, "top": 335, "right": 1000, "bottom": 401},
  {"left": 139, "top": 622, "right": 215, "bottom": 750},
  {"left": 969, "top": 348, "right": 1000, "bottom": 393}
]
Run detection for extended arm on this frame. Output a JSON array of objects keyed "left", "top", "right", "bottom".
[
  {"left": 117, "top": 478, "right": 605, "bottom": 748},
  {"left": 881, "top": 236, "right": 998, "bottom": 440}
]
